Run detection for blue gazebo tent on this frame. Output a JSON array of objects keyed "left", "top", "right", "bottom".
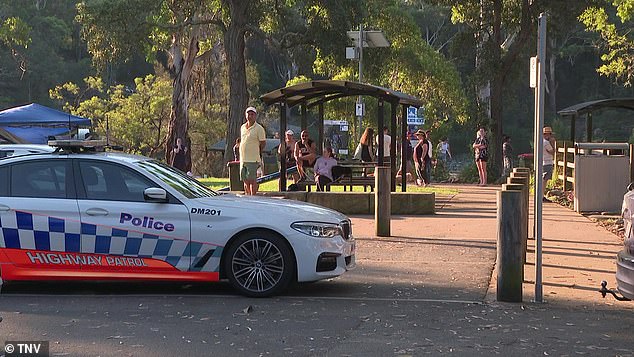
[{"left": 0, "top": 103, "right": 92, "bottom": 144}]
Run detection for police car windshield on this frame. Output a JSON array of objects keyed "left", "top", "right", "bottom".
[{"left": 136, "top": 160, "right": 219, "bottom": 198}]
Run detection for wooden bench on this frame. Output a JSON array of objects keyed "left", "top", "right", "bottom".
[{"left": 300, "top": 177, "right": 375, "bottom": 192}]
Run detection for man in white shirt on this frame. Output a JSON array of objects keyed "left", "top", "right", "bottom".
[{"left": 543, "top": 126, "right": 555, "bottom": 200}]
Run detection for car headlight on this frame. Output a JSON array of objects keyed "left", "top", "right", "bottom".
[{"left": 291, "top": 222, "right": 343, "bottom": 238}]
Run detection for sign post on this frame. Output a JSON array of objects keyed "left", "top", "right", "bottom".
[{"left": 533, "top": 13, "right": 547, "bottom": 303}]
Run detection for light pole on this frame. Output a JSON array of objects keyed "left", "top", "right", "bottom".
[
  {"left": 357, "top": 24, "right": 364, "bottom": 137},
  {"left": 346, "top": 27, "right": 390, "bottom": 142}
]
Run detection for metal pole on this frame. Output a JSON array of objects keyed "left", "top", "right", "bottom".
[
  {"left": 533, "top": 13, "right": 547, "bottom": 303},
  {"left": 357, "top": 24, "right": 364, "bottom": 139},
  {"left": 279, "top": 102, "right": 287, "bottom": 191}
]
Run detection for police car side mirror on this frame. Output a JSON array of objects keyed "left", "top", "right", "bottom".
[{"left": 144, "top": 187, "right": 168, "bottom": 203}]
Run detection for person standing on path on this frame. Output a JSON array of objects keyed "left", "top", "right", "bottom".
[
  {"left": 473, "top": 127, "right": 488, "bottom": 186},
  {"left": 502, "top": 135, "right": 513, "bottom": 178},
  {"left": 425, "top": 130, "right": 433, "bottom": 183},
  {"left": 171, "top": 137, "right": 188, "bottom": 172},
  {"left": 543, "top": 126, "right": 556, "bottom": 200},
  {"left": 413, "top": 130, "right": 430, "bottom": 186},
  {"left": 239, "top": 106, "right": 266, "bottom": 195},
  {"left": 437, "top": 137, "right": 452, "bottom": 163}
]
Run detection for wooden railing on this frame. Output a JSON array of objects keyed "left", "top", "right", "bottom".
[
  {"left": 555, "top": 140, "right": 575, "bottom": 192},
  {"left": 555, "top": 141, "right": 633, "bottom": 192}
]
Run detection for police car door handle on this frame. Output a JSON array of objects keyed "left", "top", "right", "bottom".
[
  {"left": 85, "top": 208, "right": 109, "bottom": 216},
  {"left": 0, "top": 204, "right": 9, "bottom": 212}
]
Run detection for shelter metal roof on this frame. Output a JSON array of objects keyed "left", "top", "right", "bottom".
[
  {"left": 558, "top": 98, "right": 634, "bottom": 117},
  {"left": 261, "top": 80, "right": 423, "bottom": 108}
]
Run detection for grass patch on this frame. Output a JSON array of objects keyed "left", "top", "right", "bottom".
[{"left": 197, "top": 177, "right": 458, "bottom": 195}]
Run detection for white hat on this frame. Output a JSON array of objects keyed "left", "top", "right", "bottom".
[
  {"left": 285, "top": 129, "right": 294, "bottom": 135},
  {"left": 245, "top": 106, "right": 257, "bottom": 115}
]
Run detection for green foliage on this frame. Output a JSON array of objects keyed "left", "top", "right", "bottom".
[
  {"left": 581, "top": 2, "right": 634, "bottom": 85},
  {"left": 312, "top": 0, "right": 468, "bottom": 139},
  {"left": 51, "top": 74, "right": 172, "bottom": 157},
  {"left": 0, "top": 16, "right": 31, "bottom": 48},
  {"left": 76, "top": 0, "right": 161, "bottom": 70}
]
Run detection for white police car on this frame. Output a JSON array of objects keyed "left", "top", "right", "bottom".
[
  {"left": 617, "top": 184, "right": 634, "bottom": 300},
  {"left": 0, "top": 140, "right": 355, "bottom": 297}
]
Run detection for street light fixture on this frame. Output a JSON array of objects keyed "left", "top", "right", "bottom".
[{"left": 346, "top": 26, "right": 390, "bottom": 138}]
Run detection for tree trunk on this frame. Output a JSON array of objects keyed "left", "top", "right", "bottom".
[
  {"left": 223, "top": 0, "right": 250, "bottom": 166},
  {"left": 488, "top": 0, "right": 503, "bottom": 175},
  {"left": 165, "top": 31, "right": 200, "bottom": 172},
  {"left": 489, "top": 0, "right": 536, "bottom": 176},
  {"left": 165, "top": 75, "right": 190, "bottom": 169}
]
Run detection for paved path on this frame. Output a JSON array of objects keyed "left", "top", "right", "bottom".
[{"left": 352, "top": 183, "right": 632, "bottom": 308}]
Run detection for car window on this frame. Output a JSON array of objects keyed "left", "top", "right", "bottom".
[
  {"left": 136, "top": 160, "right": 218, "bottom": 199},
  {"left": 0, "top": 166, "right": 8, "bottom": 195},
  {"left": 11, "top": 160, "right": 67, "bottom": 198},
  {"left": 79, "top": 161, "right": 155, "bottom": 202}
]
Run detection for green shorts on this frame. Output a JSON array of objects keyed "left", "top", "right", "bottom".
[{"left": 240, "top": 162, "right": 258, "bottom": 181}]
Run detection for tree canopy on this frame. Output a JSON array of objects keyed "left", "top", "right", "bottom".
[{"left": 581, "top": 0, "right": 634, "bottom": 85}]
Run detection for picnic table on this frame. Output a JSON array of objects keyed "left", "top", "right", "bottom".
[{"left": 303, "top": 161, "right": 377, "bottom": 192}]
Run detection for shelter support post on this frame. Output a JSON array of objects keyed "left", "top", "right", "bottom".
[
  {"left": 377, "top": 99, "right": 384, "bottom": 166},
  {"left": 586, "top": 112, "right": 592, "bottom": 142},
  {"left": 400, "top": 105, "right": 408, "bottom": 192},
  {"left": 301, "top": 104, "right": 307, "bottom": 131},
  {"left": 630, "top": 144, "right": 634, "bottom": 183},
  {"left": 390, "top": 101, "right": 397, "bottom": 192},
  {"left": 571, "top": 114, "right": 576, "bottom": 142},
  {"left": 318, "top": 103, "right": 324, "bottom": 155},
  {"left": 279, "top": 102, "right": 287, "bottom": 191}
]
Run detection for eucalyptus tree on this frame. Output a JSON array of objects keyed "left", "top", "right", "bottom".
[
  {"left": 0, "top": 16, "right": 30, "bottom": 73},
  {"left": 77, "top": 0, "right": 239, "bottom": 167},
  {"left": 312, "top": 0, "right": 468, "bottom": 140},
  {"left": 580, "top": 0, "right": 634, "bottom": 86}
]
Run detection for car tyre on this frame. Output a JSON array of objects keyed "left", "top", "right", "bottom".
[{"left": 224, "top": 230, "right": 294, "bottom": 297}]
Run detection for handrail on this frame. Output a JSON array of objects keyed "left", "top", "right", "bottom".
[{"left": 574, "top": 142, "right": 629, "bottom": 150}]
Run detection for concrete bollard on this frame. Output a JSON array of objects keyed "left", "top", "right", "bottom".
[
  {"left": 503, "top": 183, "right": 528, "bottom": 265},
  {"left": 375, "top": 167, "right": 391, "bottom": 237},
  {"left": 497, "top": 190, "right": 524, "bottom": 302}
]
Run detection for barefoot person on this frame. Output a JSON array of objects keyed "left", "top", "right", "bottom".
[{"left": 473, "top": 126, "right": 488, "bottom": 186}]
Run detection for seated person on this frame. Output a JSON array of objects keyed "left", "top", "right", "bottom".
[
  {"left": 314, "top": 147, "right": 337, "bottom": 191},
  {"left": 278, "top": 129, "right": 299, "bottom": 183},
  {"left": 294, "top": 130, "right": 316, "bottom": 181}
]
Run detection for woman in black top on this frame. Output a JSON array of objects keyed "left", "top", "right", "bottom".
[
  {"left": 473, "top": 127, "right": 488, "bottom": 186},
  {"left": 294, "top": 130, "right": 316, "bottom": 180},
  {"left": 359, "top": 127, "right": 375, "bottom": 163},
  {"left": 413, "top": 130, "right": 429, "bottom": 186}
]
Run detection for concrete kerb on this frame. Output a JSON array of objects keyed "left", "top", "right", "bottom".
[{"left": 251, "top": 191, "right": 435, "bottom": 215}]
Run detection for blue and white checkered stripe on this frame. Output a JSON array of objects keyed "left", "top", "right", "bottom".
[{"left": 0, "top": 210, "right": 219, "bottom": 272}]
